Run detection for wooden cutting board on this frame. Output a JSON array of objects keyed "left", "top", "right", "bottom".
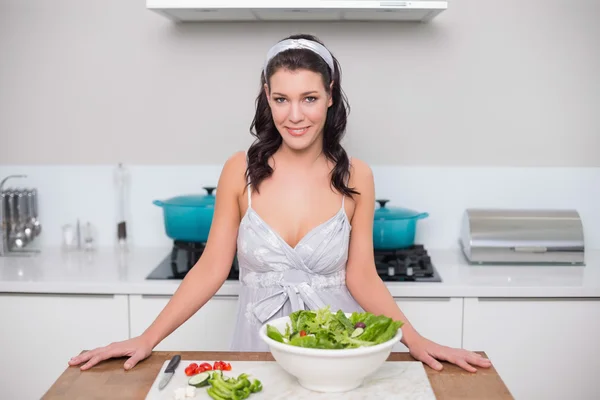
[{"left": 145, "top": 360, "right": 436, "bottom": 400}]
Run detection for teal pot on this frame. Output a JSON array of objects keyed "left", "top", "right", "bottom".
[
  {"left": 153, "top": 187, "right": 216, "bottom": 243},
  {"left": 373, "top": 199, "right": 429, "bottom": 250}
]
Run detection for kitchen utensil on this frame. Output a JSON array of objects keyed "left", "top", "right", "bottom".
[
  {"left": 30, "top": 188, "right": 41, "bottom": 236},
  {"left": 460, "top": 208, "right": 585, "bottom": 265},
  {"left": 83, "top": 222, "right": 95, "bottom": 251},
  {"left": 115, "top": 163, "right": 130, "bottom": 250},
  {"left": 62, "top": 224, "right": 76, "bottom": 250},
  {"left": 153, "top": 187, "right": 216, "bottom": 243},
  {"left": 373, "top": 199, "right": 429, "bottom": 250},
  {"left": 259, "top": 314, "right": 402, "bottom": 393},
  {"left": 145, "top": 360, "right": 435, "bottom": 400},
  {"left": 158, "top": 355, "right": 181, "bottom": 390}
]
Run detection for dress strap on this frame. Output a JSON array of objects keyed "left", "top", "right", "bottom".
[
  {"left": 247, "top": 183, "right": 252, "bottom": 208},
  {"left": 245, "top": 151, "right": 252, "bottom": 208},
  {"left": 341, "top": 156, "right": 352, "bottom": 208}
]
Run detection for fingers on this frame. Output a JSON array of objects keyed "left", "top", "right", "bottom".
[
  {"left": 124, "top": 351, "right": 145, "bottom": 371},
  {"left": 430, "top": 347, "right": 488, "bottom": 373},
  {"left": 420, "top": 352, "right": 444, "bottom": 371},
  {"left": 467, "top": 352, "right": 492, "bottom": 368},
  {"left": 69, "top": 349, "right": 98, "bottom": 366},
  {"left": 70, "top": 344, "right": 123, "bottom": 370},
  {"left": 455, "top": 358, "right": 478, "bottom": 373},
  {"left": 80, "top": 354, "right": 107, "bottom": 371}
]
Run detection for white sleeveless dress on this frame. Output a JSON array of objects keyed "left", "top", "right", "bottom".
[{"left": 229, "top": 159, "right": 364, "bottom": 351}]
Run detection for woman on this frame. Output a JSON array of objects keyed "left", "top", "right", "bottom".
[{"left": 69, "top": 34, "right": 491, "bottom": 374}]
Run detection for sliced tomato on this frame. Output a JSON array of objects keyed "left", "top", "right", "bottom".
[
  {"left": 199, "top": 362, "right": 212, "bottom": 371},
  {"left": 196, "top": 362, "right": 211, "bottom": 373},
  {"left": 223, "top": 362, "right": 232, "bottom": 371},
  {"left": 213, "top": 361, "right": 223, "bottom": 370},
  {"left": 299, "top": 330, "right": 307, "bottom": 337}
]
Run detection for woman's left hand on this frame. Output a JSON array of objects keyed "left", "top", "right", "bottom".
[{"left": 407, "top": 335, "right": 492, "bottom": 372}]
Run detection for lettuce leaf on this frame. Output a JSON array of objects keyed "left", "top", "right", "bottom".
[{"left": 267, "top": 306, "right": 404, "bottom": 350}]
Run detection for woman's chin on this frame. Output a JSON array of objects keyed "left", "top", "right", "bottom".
[{"left": 282, "top": 136, "right": 315, "bottom": 151}]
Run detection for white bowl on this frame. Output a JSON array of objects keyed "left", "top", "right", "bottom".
[{"left": 258, "top": 313, "right": 402, "bottom": 393}]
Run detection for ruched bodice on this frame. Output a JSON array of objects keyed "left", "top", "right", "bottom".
[{"left": 229, "top": 156, "right": 364, "bottom": 351}]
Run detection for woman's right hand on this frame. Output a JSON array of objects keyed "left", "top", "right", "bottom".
[{"left": 68, "top": 335, "right": 153, "bottom": 371}]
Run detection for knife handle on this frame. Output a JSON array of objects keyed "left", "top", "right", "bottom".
[{"left": 165, "top": 355, "right": 181, "bottom": 373}]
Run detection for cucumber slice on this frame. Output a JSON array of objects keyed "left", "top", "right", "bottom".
[
  {"left": 188, "top": 372, "right": 211, "bottom": 388},
  {"left": 351, "top": 327, "right": 364, "bottom": 338}
]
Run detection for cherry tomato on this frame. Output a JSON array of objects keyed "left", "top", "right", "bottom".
[
  {"left": 188, "top": 363, "right": 198, "bottom": 370},
  {"left": 213, "top": 361, "right": 223, "bottom": 370},
  {"left": 299, "top": 330, "right": 307, "bottom": 337},
  {"left": 223, "top": 362, "right": 232, "bottom": 371},
  {"left": 198, "top": 362, "right": 212, "bottom": 373},
  {"left": 185, "top": 365, "right": 196, "bottom": 376}
]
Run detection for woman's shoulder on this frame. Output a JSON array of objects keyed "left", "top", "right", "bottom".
[
  {"left": 217, "top": 150, "right": 248, "bottom": 192},
  {"left": 348, "top": 157, "right": 374, "bottom": 187}
]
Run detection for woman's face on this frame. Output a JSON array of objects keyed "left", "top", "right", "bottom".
[{"left": 265, "top": 68, "right": 333, "bottom": 152}]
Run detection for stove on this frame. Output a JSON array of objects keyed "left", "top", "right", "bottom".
[
  {"left": 146, "top": 240, "right": 239, "bottom": 280},
  {"left": 146, "top": 241, "right": 440, "bottom": 283},
  {"left": 374, "top": 244, "right": 441, "bottom": 282}
]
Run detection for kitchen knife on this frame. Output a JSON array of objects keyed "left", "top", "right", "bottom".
[{"left": 158, "top": 355, "right": 181, "bottom": 390}]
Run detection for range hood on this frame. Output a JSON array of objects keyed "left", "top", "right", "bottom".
[{"left": 146, "top": 1, "right": 448, "bottom": 23}]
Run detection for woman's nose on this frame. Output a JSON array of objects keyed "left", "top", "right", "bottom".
[{"left": 288, "top": 102, "right": 304, "bottom": 123}]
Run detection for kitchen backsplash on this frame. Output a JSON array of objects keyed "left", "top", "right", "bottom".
[{"left": 1, "top": 164, "right": 598, "bottom": 250}]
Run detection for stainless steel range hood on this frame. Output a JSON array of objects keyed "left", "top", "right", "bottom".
[{"left": 146, "top": 1, "right": 448, "bottom": 23}]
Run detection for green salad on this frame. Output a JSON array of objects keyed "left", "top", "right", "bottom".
[{"left": 266, "top": 306, "right": 403, "bottom": 349}]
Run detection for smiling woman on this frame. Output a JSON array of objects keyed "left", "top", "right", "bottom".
[
  {"left": 246, "top": 34, "right": 356, "bottom": 198},
  {"left": 68, "top": 33, "right": 491, "bottom": 376}
]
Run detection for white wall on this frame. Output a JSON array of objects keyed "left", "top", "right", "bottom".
[
  {"left": 1, "top": 0, "right": 599, "bottom": 166},
  {"left": 1, "top": 0, "right": 599, "bottom": 251},
  {"left": 0, "top": 164, "right": 598, "bottom": 251}
]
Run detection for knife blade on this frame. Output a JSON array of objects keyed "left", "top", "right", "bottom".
[{"left": 158, "top": 355, "right": 181, "bottom": 390}]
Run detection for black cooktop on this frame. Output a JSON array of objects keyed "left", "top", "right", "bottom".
[
  {"left": 374, "top": 244, "right": 442, "bottom": 282},
  {"left": 146, "top": 241, "right": 440, "bottom": 283},
  {"left": 146, "top": 240, "right": 239, "bottom": 281}
]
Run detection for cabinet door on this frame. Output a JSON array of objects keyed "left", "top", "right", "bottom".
[
  {"left": 0, "top": 293, "right": 129, "bottom": 400},
  {"left": 463, "top": 298, "right": 600, "bottom": 400},
  {"left": 129, "top": 295, "right": 238, "bottom": 351},
  {"left": 392, "top": 297, "right": 463, "bottom": 352}
]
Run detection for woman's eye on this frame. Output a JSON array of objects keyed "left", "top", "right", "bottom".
[
  {"left": 305, "top": 96, "right": 317, "bottom": 103},
  {"left": 274, "top": 97, "right": 286, "bottom": 103}
]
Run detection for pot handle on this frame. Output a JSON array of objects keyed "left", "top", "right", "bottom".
[
  {"left": 203, "top": 186, "right": 216, "bottom": 195},
  {"left": 376, "top": 199, "right": 389, "bottom": 208},
  {"left": 152, "top": 200, "right": 164, "bottom": 207},
  {"left": 416, "top": 212, "right": 429, "bottom": 220}
]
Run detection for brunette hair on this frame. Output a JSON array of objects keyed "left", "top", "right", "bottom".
[{"left": 246, "top": 34, "right": 358, "bottom": 197}]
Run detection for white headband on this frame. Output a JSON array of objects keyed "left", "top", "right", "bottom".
[{"left": 263, "top": 38, "right": 335, "bottom": 79}]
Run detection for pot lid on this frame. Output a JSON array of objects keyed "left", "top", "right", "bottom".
[
  {"left": 374, "top": 199, "right": 426, "bottom": 220},
  {"left": 158, "top": 187, "right": 216, "bottom": 207}
]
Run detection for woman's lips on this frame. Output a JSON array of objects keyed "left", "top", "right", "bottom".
[{"left": 286, "top": 126, "right": 310, "bottom": 137}]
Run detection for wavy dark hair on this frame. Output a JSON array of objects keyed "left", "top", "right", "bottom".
[{"left": 245, "top": 33, "right": 359, "bottom": 198}]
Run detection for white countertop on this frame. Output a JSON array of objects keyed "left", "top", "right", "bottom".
[{"left": 1, "top": 247, "right": 599, "bottom": 298}]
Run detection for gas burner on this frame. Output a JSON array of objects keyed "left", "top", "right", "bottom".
[
  {"left": 375, "top": 244, "right": 441, "bottom": 282},
  {"left": 146, "top": 240, "right": 239, "bottom": 280},
  {"left": 171, "top": 240, "right": 206, "bottom": 273}
]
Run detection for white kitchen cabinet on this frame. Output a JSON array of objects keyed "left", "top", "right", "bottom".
[
  {"left": 463, "top": 297, "right": 600, "bottom": 400},
  {"left": 392, "top": 297, "right": 463, "bottom": 352},
  {"left": 129, "top": 294, "right": 238, "bottom": 351},
  {"left": 0, "top": 293, "right": 129, "bottom": 400}
]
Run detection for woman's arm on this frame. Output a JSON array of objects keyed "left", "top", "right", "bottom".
[
  {"left": 345, "top": 158, "right": 492, "bottom": 373},
  {"left": 344, "top": 159, "right": 421, "bottom": 345},
  {"left": 69, "top": 151, "right": 247, "bottom": 370},
  {"left": 142, "top": 151, "right": 247, "bottom": 348}
]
